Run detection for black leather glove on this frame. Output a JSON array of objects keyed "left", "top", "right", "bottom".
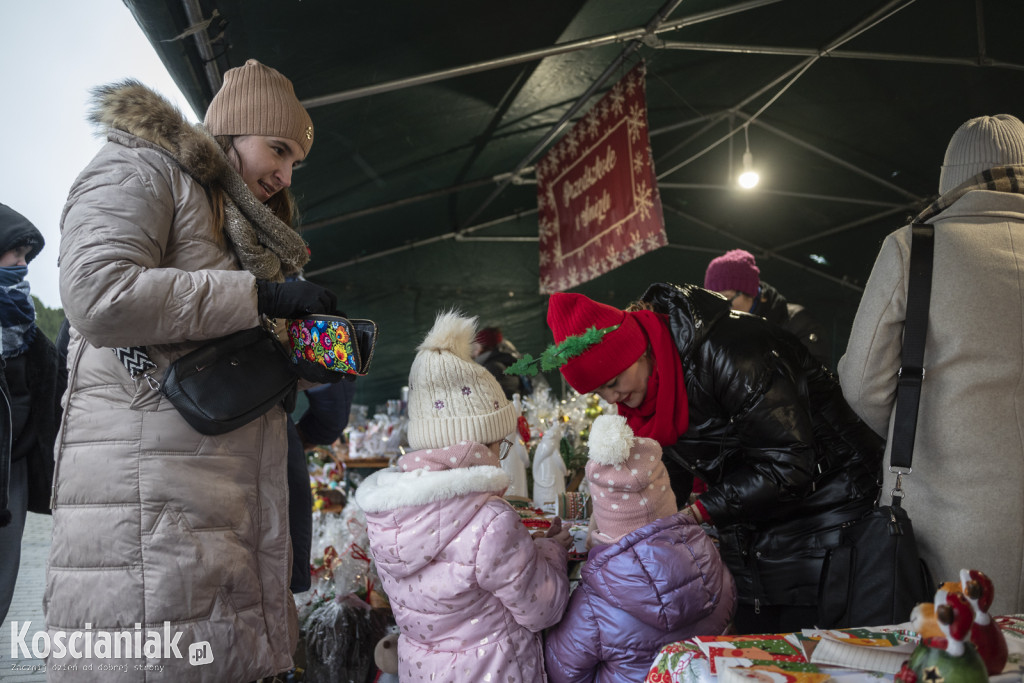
[
  {"left": 256, "top": 279, "right": 337, "bottom": 319},
  {"left": 292, "top": 357, "right": 350, "bottom": 384}
]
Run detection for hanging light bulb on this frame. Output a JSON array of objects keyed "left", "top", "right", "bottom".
[{"left": 738, "top": 125, "right": 759, "bottom": 189}]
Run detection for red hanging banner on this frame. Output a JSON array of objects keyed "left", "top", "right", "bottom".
[{"left": 537, "top": 62, "right": 666, "bottom": 294}]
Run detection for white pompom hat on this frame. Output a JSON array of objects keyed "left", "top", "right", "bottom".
[{"left": 406, "top": 310, "right": 517, "bottom": 450}]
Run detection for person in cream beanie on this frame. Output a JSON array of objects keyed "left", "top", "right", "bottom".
[
  {"left": 839, "top": 113, "right": 1024, "bottom": 616},
  {"left": 356, "top": 310, "right": 572, "bottom": 683},
  {"left": 406, "top": 310, "right": 518, "bottom": 450}
]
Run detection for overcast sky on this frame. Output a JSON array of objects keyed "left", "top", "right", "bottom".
[{"left": 0, "top": 1, "right": 196, "bottom": 309}]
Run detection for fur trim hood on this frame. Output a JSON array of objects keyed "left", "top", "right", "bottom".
[
  {"left": 356, "top": 447, "right": 511, "bottom": 577},
  {"left": 89, "top": 80, "right": 228, "bottom": 187},
  {"left": 355, "top": 459, "right": 509, "bottom": 514}
]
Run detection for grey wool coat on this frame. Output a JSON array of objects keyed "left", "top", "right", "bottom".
[
  {"left": 44, "top": 83, "right": 297, "bottom": 682},
  {"left": 838, "top": 189, "right": 1024, "bottom": 616}
]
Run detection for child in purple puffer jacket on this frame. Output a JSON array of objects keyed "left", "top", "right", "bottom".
[
  {"left": 545, "top": 414, "right": 736, "bottom": 683},
  {"left": 356, "top": 311, "right": 573, "bottom": 682}
]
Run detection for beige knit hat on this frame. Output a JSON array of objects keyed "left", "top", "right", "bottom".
[
  {"left": 204, "top": 59, "right": 314, "bottom": 156},
  {"left": 586, "top": 414, "right": 677, "bottom": 544},
  {"left": 406, "top": 311, "right": 518, "bottom": 450},
  {"left": 938, "top": 114, "right": 1024, "bottom": 195}
]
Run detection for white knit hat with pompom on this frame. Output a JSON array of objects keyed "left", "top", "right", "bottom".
[{"left": 406, "top": 310, "right": 517, "bottom": 450}]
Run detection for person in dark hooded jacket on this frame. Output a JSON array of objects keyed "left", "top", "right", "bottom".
[
  {"left": 705, "top": 249, "right": 832, "bottom": 369},
  {"left": 542, "top": 284, "right": 884, "bottom": 634},
  {"left": 0, "top": 203, "right": 64, "bottom": 623}
]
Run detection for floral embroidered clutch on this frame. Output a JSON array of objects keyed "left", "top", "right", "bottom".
[{"left": 286, "top": 315, "right": 378, "bottom": 376}]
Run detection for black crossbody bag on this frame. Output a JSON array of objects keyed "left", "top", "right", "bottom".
[
  {"left": 817, "top": 223, "right": 936, "bottom": 628},
  {"left": 113, "top": 325, "right": 297, "bottom": 436}
]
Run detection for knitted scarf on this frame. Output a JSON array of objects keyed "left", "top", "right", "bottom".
[
  {"left": 0, "top": 266, "right": 36, "bottom": 359},
  {"left": 616, "top": 310, "right": 689, "bottom": 446},
  {"left": 218, "top": 167, "right": 308, "bottom": 282},
  {"left": 915, "top": 164, "right": 1024, "bottom": 224}
]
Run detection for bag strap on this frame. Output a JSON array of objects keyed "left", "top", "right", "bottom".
[
  {"left": 112, "top": 346, "right": 159, "bottom": 387},
  {"left": 888, "top": 223, "right": 934, "bottom": 488}
]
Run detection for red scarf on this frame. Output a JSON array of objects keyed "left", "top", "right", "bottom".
[{"left": 617, "top": 311, "right": 689, "bottom": 445}]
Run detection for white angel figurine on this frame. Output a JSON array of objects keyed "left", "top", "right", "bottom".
[
  {"left": 500, "top": 395, "right": 530, "bottom": 497},
  {"left": 532, "top": 420, "right": 567, "bottom": 511}
]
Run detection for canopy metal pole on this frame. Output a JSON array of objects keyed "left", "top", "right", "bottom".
[
  {"left": 180, "top": 0, "right": 222, "bottom": 94},
  {"left": 654, "top": 0, "right": 918, "bottom": 180},
  {"left": 662, "top": 204, "right": 866, "bottom": 292},
  {"left": 742, "top": 114, "right": 923, "bottom": 201},
  {"left": 304, "top": 208, "right": 539, "bottom": 277},
  {"left": 654, "top": 60, "right": 816, "bottom": 173},
  {"left": 774, "top": 204, "right": 920, "bottom": 251},
  {"left": 299, "top": 0, "right": 783, "bottom": 109},
  {"left": 299, "top": 170, "right": 531, "bottom": 233},
  {"left": 658, "top": 183, "right": 910, "bottom": 208},
  {"left": 457, "top": 0, "right": 723, "bottom": 232},
  {"left": 658, "top": 41, "right": 1022, "bottom": 70}
]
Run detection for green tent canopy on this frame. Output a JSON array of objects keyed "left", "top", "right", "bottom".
[{"left": 125, "top": 0, "right": 1024, "bottom": 406}]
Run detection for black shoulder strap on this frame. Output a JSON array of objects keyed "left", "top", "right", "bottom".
[{"left": 888, "top": 223, "right": 934, "bottom": 471}]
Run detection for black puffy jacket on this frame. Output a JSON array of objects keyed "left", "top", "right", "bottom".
[
  {"left": 752, "top": 281, "right": 832, "bottom": 369},
  {"left": 641, "top": 282, "right": 884, "bottom": 609}
]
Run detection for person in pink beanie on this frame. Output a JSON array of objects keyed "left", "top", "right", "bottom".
[
  {"left": 355, "top": 310, "right": 573, "bottom": 683},
  {"left": 705, "top": 248, "right": 831, "bottom": 368},
  {"left": 544, "top": 414, "right": 735, "bottom": 683}
]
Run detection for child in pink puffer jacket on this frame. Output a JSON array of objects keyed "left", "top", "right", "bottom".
[{"left": 356, "top": 311, "right": 572, "bottom": 682}]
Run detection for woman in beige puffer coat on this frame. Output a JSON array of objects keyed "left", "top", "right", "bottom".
[{"left": 44, "top": 60, "right": 336, "bottom": 682}]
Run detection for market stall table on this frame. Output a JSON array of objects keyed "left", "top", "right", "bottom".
[
  {"left": 645, "top": 616, "right": 1024, "bottom": 683},
  {"left": 337, "top": 455, "right": 392, "bottom": 488}
]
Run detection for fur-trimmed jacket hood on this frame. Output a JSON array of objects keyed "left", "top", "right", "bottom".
[
  {"left": 356, "top": 442, "right": 510, "bottom": 577},
  {"left": 89, "top": 80, "right": 231, "bottom": 187}
]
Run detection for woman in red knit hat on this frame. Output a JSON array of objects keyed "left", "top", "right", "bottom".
[{"left": 539, "top": 283, "right": 884, "bottom": 634}]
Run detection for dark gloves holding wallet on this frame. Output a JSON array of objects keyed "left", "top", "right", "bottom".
[
  {"left": 256, "top": 279, "right": 338, "bottom": 319},
  {"left": 293, "top": 356, "right": 352, "bottom": 385},
  {"left": 256, "top": 279, "right": 350, "bottom": 384}
]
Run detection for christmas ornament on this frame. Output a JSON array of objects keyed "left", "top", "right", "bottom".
[
  {"left": 505, "top": 324, "right": 620, "bottom": 376},
  {"left": 900, "top": 591, "right": 989, "bottom": 683}
]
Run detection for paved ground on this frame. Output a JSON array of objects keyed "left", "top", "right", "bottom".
[{"left": 1, "top": 513, "right": 51, "bottom": 682}]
